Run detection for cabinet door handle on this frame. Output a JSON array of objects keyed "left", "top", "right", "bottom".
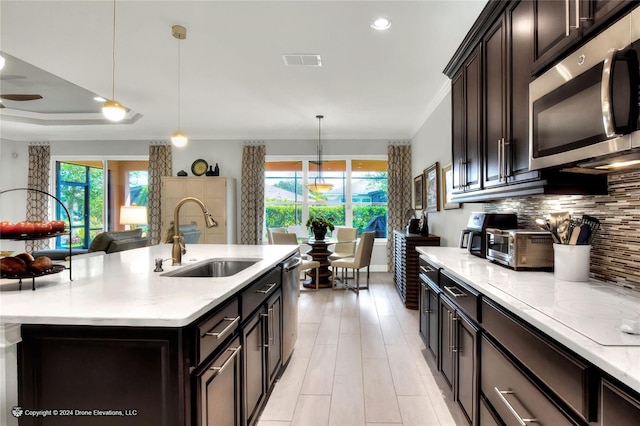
[
  {"left": 423, "top": 286, "right": 431, "bottom": 314},
  {"left": 210, "top": 345, "right": 242, "bottom": 377},
  {"left": 256, "top": 282, "right": 278, "bottom": 294},
  {"left": 447, "top": 311, "right": 453, "bottom": 354},
  {"left": 503, "top": 139, "right": 510, "bottom": 179},
  {"left": 444, "top": 285, "right": 467, "bottom": 298},
  {"left": 565, "top": 0, "right": 571, "bottom": 36},
  {"left": 204, "top": 316, "right": 240, "bottom": 340},
  {"left": 572, "top": 0, "right": 581, "bottom": 30},
  {"left": 497, "top": 139, "right": 503, "bottom": 181},
  {"left": 494, "top": 387, "right": 538, "bottom": 426},
  {"left": 269, "top": 307, "right": 274, "bottom": 344},
  {"left": 451, "top": 316, "right": 458, "bottom": 353}
]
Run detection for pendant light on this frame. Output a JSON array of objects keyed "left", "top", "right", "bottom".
[
  {"left": 102, "top": 0, "right": 126, "bottom": 122},
  {"left": 306, "top": 115, "right": 334, "bottom": 193},
  {"left": 171, "top": 25, "right": 188, "bottom": 147}
]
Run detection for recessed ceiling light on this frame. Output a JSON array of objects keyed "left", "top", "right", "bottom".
[
  {"left": 94, "top": 96, "right": 106, "bottom": 102},
  {"left": 371, "top": 17, "right": 391, "bottom": 31}
]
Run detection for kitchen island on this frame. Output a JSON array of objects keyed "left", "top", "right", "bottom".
[
  {"left": 417, "top": 246, "right": 640, "bottom": 425},
  {"left": 0, "top": 244, "right": 298, "bottom": 426}
]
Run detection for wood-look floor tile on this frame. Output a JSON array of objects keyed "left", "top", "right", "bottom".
[
  {"left": 257, "top": 421, "right": 292, "bottom": 426},
  {"left": 291, "top": 395, "right": 331, "bottom": 426},
  {"left": 293, "top": 323, "right": 320, "bottom": 359},
  {"left": 300, "top": 344, "right": 337, "bottom": 395},
  {"left": 328, "top": 374, "right": 365, "bottom": 425},
  {"left": 379, "top": 315, "right": 407, "bottom": 346},
  {"left": 260, "top": 356, "right": 310, "bottom": 421},
  {"left": 360, "top": 323, "right": 387, "bottom": 359},
  {"left": 397, "top": 395, "right": 442, "bottom": 425},
  {"left": 339, "top": 315, "right": 360, "bottom": 334},
  {"left": 362, "top": 358, "right": 402, "bottom": 423},
  {"left": 315, "top": 315, "right": 341, "bottom": 345},
  {"left": 385, "top": 344, "right": 427, "bottom": 396},
  {"left": 421, "top": 374, "right": 457, "bottom": 425},
  {"left": 334, "top": 333, "right": 362, "bottom": 377}
]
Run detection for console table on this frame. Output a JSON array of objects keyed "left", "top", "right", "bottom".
[{"left": 393, "top": 230, "right": 440, "bottom": 309}]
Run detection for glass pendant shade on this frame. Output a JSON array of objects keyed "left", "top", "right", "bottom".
[
  {"left": 102, "top": 99, "right": 126, "bottom": 121},
  {"left": 305, "top": 115, "right": 333, "bottom": 193},
  {"left": 171, "top": 131, "right": 188, "bottom": 147}
]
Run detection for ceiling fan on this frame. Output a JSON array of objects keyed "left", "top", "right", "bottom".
[{"left": 0, "top": 94, "right": 43, "bottom": 108}]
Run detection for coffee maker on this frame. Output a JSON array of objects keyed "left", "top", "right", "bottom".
[{"left": 459, "top": 212, "right": 517, "bottom": 258}]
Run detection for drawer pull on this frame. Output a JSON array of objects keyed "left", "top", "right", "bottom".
[
  {"left": 494, "top": 387, "right": 538, "bottom": 426},
  {"left": 204, "top": 316, "right": 240, "bottom": 340},
  {"left": 444, "top": 285, "right": 467, "bottom": 298},
  {"left": 256, "top": 282, "right": 277, "bottom": 294},
  {"left": 210, "top": 345, "right": 242, "bottom": 377}
]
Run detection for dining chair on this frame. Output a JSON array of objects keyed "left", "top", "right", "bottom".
[
  {"left": 330, "top": 231, "right": 375, "bottom": 294},
  {"left": 328, "top": 227, "right": 357, "bottom": 281},
  {"left": 267, "top": 227, "right": 287, "bottom": 244},
  {"left": 272, "top": 232, "right": 320, "bottom": 294}
]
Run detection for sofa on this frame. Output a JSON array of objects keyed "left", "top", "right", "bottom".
[
  {"left": 163, "top": 221, "right": 202, "bottom": 244},
  {"left": 33, "top": 229, "right": 150, "bottom": 260}
]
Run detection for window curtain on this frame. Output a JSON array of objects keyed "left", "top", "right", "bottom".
[
  {"left": 25, "top": 144, "right": 51, "bottom": 252},
  {"left": 387, "top": 143, "right": 412, "bottom": 272},
  {"left": 241, "top": 144, "right": 266, "bottom": 244},
  {"left": 148, "top": 143, "right": 172, "bottom": 245}
]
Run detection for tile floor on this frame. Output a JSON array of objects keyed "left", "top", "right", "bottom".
[{"left": 257, "top": 272, "right": 462, "bottom": 426}]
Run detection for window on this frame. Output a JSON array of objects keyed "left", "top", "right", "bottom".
[
  {"left": 265, "top": 157, "right": 387, "bottom": 239},
  {"left": 54, "top": 160, "right": 148, "bottom": 249}
]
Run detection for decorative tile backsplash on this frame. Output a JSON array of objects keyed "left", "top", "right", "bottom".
[{"left": 486, "top": 169, "right": 640, "bottom": 291}]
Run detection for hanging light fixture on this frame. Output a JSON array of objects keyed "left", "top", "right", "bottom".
[
  {"left": 306, "top": 115, "right": 334, "bottom": 193},
  {"left": 102, "top": 0, "right": 126, "bottom": 122},
  {"left": 171, "top": 25, "right": 188, "bottom": 147}
]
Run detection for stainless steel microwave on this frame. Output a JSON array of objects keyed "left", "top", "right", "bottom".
[{"left": 529, "top": 6, "right": 640, "bottom": 171}]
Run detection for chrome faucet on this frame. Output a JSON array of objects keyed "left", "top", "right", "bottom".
[{"left": 172, "top": 197, "right": 217, "bottom": 265}]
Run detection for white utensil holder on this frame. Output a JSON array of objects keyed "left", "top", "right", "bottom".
[{"left": 553, "top": 243, "right": 591, "bottom": 282}]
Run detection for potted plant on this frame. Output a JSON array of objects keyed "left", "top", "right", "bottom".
[{"left": 305, "top": 215, "right": 335, "bottom": 241}]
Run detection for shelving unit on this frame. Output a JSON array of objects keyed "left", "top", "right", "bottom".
[{"left": 0, "top": 188, "right": 73, "bottom": 289}]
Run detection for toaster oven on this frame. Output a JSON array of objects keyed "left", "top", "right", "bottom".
[{"left": 485, "top": 229, "right": 554, "bottom": 270}]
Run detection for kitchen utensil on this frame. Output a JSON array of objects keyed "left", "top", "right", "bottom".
[
  {"left": 557, "top": 216, "right": 571, "bottom": 244},
  {"left": 569, "top": 226, "right": 581, "bottom": 245},
  {"left": 576, "top": 224, "right": 592, "bottom": 245},
  {"left": 580, "top": 214, "right": 601, "bottom": 244},
  {"left": 535, "top": 218, "right": 560, "bottom": 243}
]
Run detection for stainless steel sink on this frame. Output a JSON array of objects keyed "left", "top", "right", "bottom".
[{"left": 162, "top": 258, "right": 261, "bottom": 278}]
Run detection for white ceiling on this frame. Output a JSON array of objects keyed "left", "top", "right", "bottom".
[{"left": 0, "top": 0, "right": 487, "bottom": 142}]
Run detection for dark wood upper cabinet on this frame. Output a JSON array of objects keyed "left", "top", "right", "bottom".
[
  {"left": 484, "top": 0, "right": 539, "bottom": 190},
  {"left": 532, "top": 0, "right": 635, "bottom": 74},
  {"left": 452, "top": 45, "right": 483, "bottom": 194}
]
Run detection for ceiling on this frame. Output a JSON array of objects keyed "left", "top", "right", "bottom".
[{"left": 0, "top": 1, "right": 487, "bottom": 142}]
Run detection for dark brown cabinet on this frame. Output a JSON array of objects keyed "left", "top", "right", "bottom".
[
  {"left": 196, "top": 336, "right": 242, "bottom": 426},
  {"left": 533, "top": 0, "right": 634, "bottom": 74},
  {"left": 601, "top": 378, "right": 640, "bottom": 425},
  {"left": 393, "top": 230, "right": 440, "bottom": 310},
  {"left": 483, "top": 0, "right": 538, "bottom": 190},
  {"left": 439, "top": 295, "right": 478, "bottom": 425},
  {"left": 241, "top": 268, "right": 282, "bottom": 426},
  {"left": 418, "top": 258, "right": 440, "bottom": 363},
  {"left": 452, "top": 45, "right": 483, "bottom": 194}
]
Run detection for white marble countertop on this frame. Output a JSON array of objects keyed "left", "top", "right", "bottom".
[
  {"left": 416, "top": 246, "right": 640, "bottom": 393},
  {"left": 0, "top": 244, "right": 297, "bottom": 327}
]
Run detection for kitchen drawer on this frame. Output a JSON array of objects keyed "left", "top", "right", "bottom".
[
  {"left": 481, "top": 336, "right": 574, "bottom": 426},
  {"left": 601, "top": 378, "right": 640, "bottom": 426},
  {"left": 419, "top": 256, "right": 439, "bottom": 287},
  {"left": 241, "top": 268, "right": 281, "bottom": 321},
  {"left": 439, "top": 270, "right": 480, "bottom": 322},
  {"left": 482, "top": 298, "right": 590, "bottom": 422},
  {"left": 196, "top": 297, "right": 240, "bottom": 364}
]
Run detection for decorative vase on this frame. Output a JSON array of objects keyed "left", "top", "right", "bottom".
[
  {"left": 213, "top": 163, "right": 220, "bottom": 176},
  {"left": 313, "top": 227, "right": 327, "bottom": 241},
  {"left": 205, "top": 166, "right": 215, "bottom": 176}
]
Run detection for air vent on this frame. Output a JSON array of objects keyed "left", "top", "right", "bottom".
[{"left": 282, "top": 54, "right": 322, "bottom": 67}]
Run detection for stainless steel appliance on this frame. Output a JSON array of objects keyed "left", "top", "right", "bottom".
[
  {"left": 529, "top": 6, "right": 640, "bottom": 171},
  {"left": 280, "top": 255, "right": 301, "bottom": 365},
  {"left": 459, "top": 212, "right": 518, "bottom": 259},
  {"left": 486, "top": 229, "right": 554, "bottom": 270}
]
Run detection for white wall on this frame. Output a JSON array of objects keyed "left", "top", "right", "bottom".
[{"left": 411, "top": 92, "right": 482, "bottom": 247}]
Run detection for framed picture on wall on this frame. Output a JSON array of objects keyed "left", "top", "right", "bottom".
[
  {"left": 441, "top": 163, "right": 461, "bottom": 210},
  {"left": 413, "top": 174, "right": 424, "bottom": 210},
  {"left": 424, "top": 162, "right": 440, "bottom": 212}
]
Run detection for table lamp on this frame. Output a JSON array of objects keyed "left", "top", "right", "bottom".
[{"left": 119, "top": 205, "right": 148, "bottom": 230}]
